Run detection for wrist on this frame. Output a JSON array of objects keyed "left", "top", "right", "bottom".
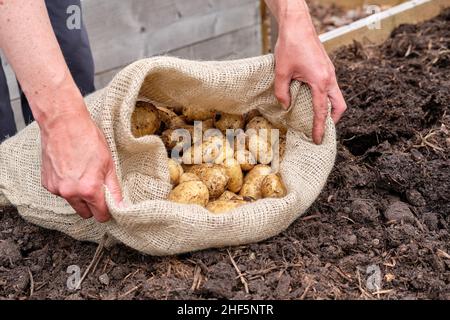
[
  {"left": 276, "top": 1, "right": 316, "bottom": 37},
  {"left": 30, "top": 77, "right": 89, "bottom": 130}
]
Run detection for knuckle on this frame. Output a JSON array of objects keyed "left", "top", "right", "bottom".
[
  {"left": 58, "top": 184, "right": 77, "bottom": 199},
  {"left": 317, "top": 69, "right": 333, "bottom": 85},
  {"left": 79, "top": 183, "right": 99, "bottom": 200}
]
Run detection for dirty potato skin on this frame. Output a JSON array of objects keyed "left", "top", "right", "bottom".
[
  {"left": 179, "top": 172, "right": 200, "bottom": 184},
  {"left": 245, "top": 109, "right": 262, "bottom": 122},
  {"left": 182, "top": 136, "right": 233, "bottom": 165},
  {"left": 161, "top": 129, "right": 178, "bottom": 149},
  {"left": 245, "top": 116, "right": 275, "bottom": 133},
  {"left": 156, "top": 106, "right": 179, "bottom": 126},
  {"left": 182, "top": 106, "right": 215, "bottom": 122},
  {"left": 248, "top": 134, "right": 273, "bottom": 164},
  {"left": 235, "top": 149, "right": 257, "bottom": 171},
  {"left": 261, "top": 174, "right": 287, "bottom": 198},
  {"left": 223, "top": 158, "right": 244, "bottom": 193},
  {"left": 219, "top": 191, "right": 244, "bottom": 201},
  {"left": 189, "top": 164, "right": 229, "bottom": 198},
  {"left": 239, "top": 164, "right": 272, "bottom": 200},
  {"left": 201, "top": 136, "right": 233, "bottom": 164},
  {"left": 214, "top": 113, "right": 245, "bottom": 132},
  {"left": 168, "top": 180, "right": 209, "bottom": 207},
  {"left": 207, "top": 199, "right": 247, "bottom": 214},
  {"left": 168, "top": 159, "right": 184, "bottom": 186},
  {"left": 131, "top": 101, "right": 161, "bottom": 137}
]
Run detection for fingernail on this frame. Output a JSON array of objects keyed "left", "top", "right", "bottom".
[{"left": 118, "top": 201, "right": 125, "bottom": 208}]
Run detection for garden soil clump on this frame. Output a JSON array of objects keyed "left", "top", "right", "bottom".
[{"left": 1, "top": 10, "right": 449, "bottom": 300}]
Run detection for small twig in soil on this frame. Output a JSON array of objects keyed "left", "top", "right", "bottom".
[
  {"left": 383, "top": 258, "right": 396, "bottom": 268},
  {"left": 76, "top": 234, "right": 107, "bottom": 290},
  {"left": 301, "top": 213, "right": 321, "bottom": 221},
  {"left": 356, "top": 269, "right": 372, "bottom": 300},
  {"left": 335, "top": 267, "right": 353, "bottom": 282},
  {"left": 121, "top": 268, "right": 141, "bottom": 284},
  {"left": 91, "top": 250, "right": 104, "bottom": 275},
  {"left": 119, "top": 284, "right": 142, "bottom": 299},
  {"left": 102, "top": 257, "right": 111, "bottom": 274},
  {"left": 27, "top": 267, "right": 34, "bottom": 298},
  {"left": 437, "top": 249, "right": 450, "bottom": 260},
  {"left": 191, "top": 265, "right": 202, "bottom": 291},
  {"left": 299, "top": 281, "right": 313, "bottom": 300},
  {"left": 227, "top": 249, "right": 249, "bottom": 294},
  {"left": 372, "top": 289, "right": 394, "bottom": 296},
  {"left": 413, "top": 129, "right": 444, "bottom": 152},
  {"left": 340, "top": 216, "right": 356, "bottom": 224},
  {"left": 35, "top": 282, "right": 47, "bottom": 292}
]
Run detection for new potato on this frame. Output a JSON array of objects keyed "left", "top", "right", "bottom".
[
  {"left": 182, "top": 136, "right": 233, "bottom": 165},
  {"left": 183, "top": 106, "right": 215, "bottom": 121},
  {"left": 168, "top": 159, "right": 184, "bottom": 186},
  {"left": 214, "top": 113, "right": 245, "bottom": 132},
  {"left": 246, "top": 116, "right": 275, "bottom": 135},
  {"left": 168, "top": 181, "right": 209, "bottom": 207},
  {"left": 179, "top": 172, "right": 200, "bottom": 184},
  {"left": 261, "top": 174, "right": 287, "bottom": 198},
  {"left": 161, "top": 105, "right": 288, "bottom": 212},
  {"left": 189, "top": 164, "right": 229, "bottom": 198},
  {"left": 239, "top": 164, "right": 272, "bottom": 200},
  {"left": 248, "top": 134, "right": 273, "bottom": 164},
  {"left": 223, "top": 158, "right": 244, "bottom": 193},
  {"left": 219, "top": 191, "right": 244, "bottom": 201},
  {"left": 235, "top": 149, "right": 256, "bottom": 171},
  {"left": 131, "top": 101, "right": 161, "bottom": 137}
]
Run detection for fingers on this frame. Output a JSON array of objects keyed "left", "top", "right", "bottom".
[
  {"left": 105, "top": 167, "right": 124, "bottom": 207},
  {"left": 86, "top": 194, "right": 111, "bottom": 223},
  {"left": 57, "top": 180, "right": 111, "bottom": 223},
  {"left": 67, "top": 198, "right": 93, "bottom": 220},
  {"left": 328, "top": 80, "right": 347, "bottom": 124},
  {"left": 85, "top": 166, "right": 123, "bottom": 223},
  {"left": 274, "top": 68, "right": 292, "bottom": 110},
  {"left": 310, "top": 85, "right": 329, "bottom": 145}
]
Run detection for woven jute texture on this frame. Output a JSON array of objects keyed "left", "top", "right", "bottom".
[{"left": 0, "top": 55, "right": 336, "bottom": 255}]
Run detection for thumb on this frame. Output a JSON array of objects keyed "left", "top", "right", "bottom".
[
  {"left": 105, "top": 167, "right": 124, "bottom": 208},
  {"left": 274, "top": 69, "right": 292, "bottom": 110}
]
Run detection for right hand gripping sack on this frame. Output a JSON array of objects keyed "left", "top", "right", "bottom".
[{"left": 0, "top": 55, "right": 336, "bottom": 255}]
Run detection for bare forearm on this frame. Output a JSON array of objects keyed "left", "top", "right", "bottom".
[
  {"left": 0, "top": 0, "right": 86, "bottom": 127},
  {"left": 265, "top": 0, "right": 315, "bottom": 34},
  {"left": 264, "top": 0, "right": 346, "bottom": 144}
]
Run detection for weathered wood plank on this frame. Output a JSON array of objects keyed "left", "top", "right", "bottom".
[
  {"left": 83, "top": 0, "right": 260, "bottom": 74},
  {"left": 313, "top": 0, "right": 406, "bottom": 9},
  {"left": 320, "top": 0, "right": 450, "bottom": 53},
  {"left": 2, "top": 0, "right": 261, "bottom": 104},
  {"left": 263, "top": 0, "right": 408, "bottom": 54},
  {"left": 94, "top": 24, "right": 262, "bottom": 89}
]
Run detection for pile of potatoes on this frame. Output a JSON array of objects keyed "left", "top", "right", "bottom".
[{"left": 131, "top": 101, "right": 287, "bottom": 214}]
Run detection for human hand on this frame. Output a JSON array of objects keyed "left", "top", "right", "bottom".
[
  {"left": 273, "top": 13, "right": 347, "bottom": 144},
  {"left": 39, "top": 106, "right": 123, "bottom": 222}
]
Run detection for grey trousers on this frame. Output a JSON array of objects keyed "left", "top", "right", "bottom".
[{"left": 0, "top": 0, "right": 95, "bottom": 142}]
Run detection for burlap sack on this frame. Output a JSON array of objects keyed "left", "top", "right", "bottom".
[{"left": 0, "top": 55, "right": 336, "bottom": 255}]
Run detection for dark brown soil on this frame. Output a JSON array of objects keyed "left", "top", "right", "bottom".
[{"left": 1, "top": 11, "right": 449, "bottom": 300}]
